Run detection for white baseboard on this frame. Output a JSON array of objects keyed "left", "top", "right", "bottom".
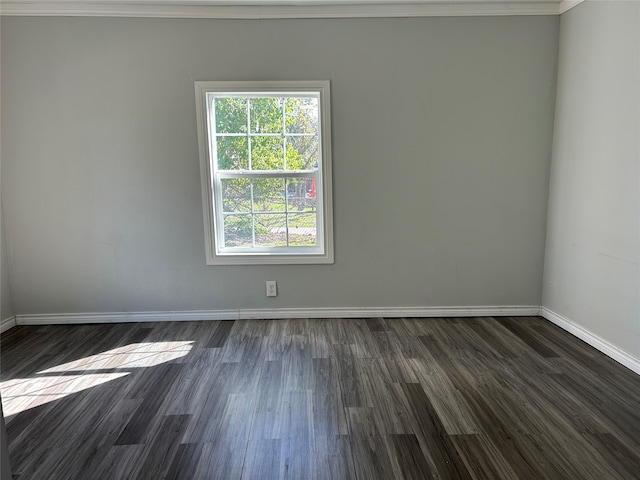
[
  {"left": 14, "top": 305, "right": 540, "bottom": 326},
  {"left": 0, "top": 316, "right": 17, "bottom": 333},
  {"left": 9, "top": 305, "right": 639, "bottom": 376},
  {"left": 540, "top": 307, "right": 640, "bottom": 376}
]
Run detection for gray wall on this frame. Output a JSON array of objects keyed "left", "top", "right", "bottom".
[
  {"left": 543, "top": 1, "right": 640, "bottom": 357},
  {"left": 1, "top": 16, "right": 558, "bottom": 315},
  {"left": 1, "top": 214, "right": 14, "bottom": 322}
]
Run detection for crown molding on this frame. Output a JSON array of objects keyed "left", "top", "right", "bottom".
[
  {"left": 0, "top": 1, "right": 572, "bottom": 18},
  {"left": 558, "top": 0, "right": 583, "bottom": 14}
]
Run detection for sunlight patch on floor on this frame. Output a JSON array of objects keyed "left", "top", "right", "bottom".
[
  {"left": 38, "top": 341, "right": 194, "bottom": 373},
  {"left": 1, "top": 341, "right": 193, "bottom": 417}
]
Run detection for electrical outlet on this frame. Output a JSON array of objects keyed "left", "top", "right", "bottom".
[{"left": 266, "top": 280, "right": 277, "bottom": 297}]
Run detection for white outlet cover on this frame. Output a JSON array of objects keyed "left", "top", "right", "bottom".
[{"left": 266, "top": 281, "right": 277, "bottom": 297}]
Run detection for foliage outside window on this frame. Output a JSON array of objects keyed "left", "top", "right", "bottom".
[{"left": 195, "top": 81, "right": 333, "bottom": 265}]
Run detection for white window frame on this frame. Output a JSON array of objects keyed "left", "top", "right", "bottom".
[{"left": 195, "top": 81, "right": 334, "bottom": 265}]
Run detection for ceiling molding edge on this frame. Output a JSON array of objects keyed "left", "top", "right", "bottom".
[
  {"left": 0, "top": 1, "right": 564, "bottom": 18},
  {"left": 558, "top": 0, "right": 584, "bottom": 14}
]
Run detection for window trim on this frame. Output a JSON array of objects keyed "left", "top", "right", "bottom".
[{"left": 195, "top": 80, "right": 334, "bottom": 265}]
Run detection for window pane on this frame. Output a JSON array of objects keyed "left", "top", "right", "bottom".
[
  {"left": 251, "top": 136, "right": 284, "bottom": 170},
  {"left": 223, "top": 214, "right": 253, "bottom": 248},
  {"left": 215, "top": 97, "right": 248, "bottom": 134},
  {"left": 221, "top": 179, "right": 251, "bottom": 212},
  {"left": 252, "top": 178, "right": 285, "bottom": 212},
  {"left": 286, "top": 178, "right": 317, "bottom": 212},
  {"left": 288, "top": 213, "right": 317, "bottom": 246},
  {"left": 285, "top": 97, "right": 318, "bottom": 134},
  {"left": 250, "top": 98, "right": 283, "bottom": 134},
  {"left": 286, "top": 136, "right": 319, "bottom": 170},
  {"left": 217, "top": 136, "right": 248, "bottom": 170},
  {"left": 255, "top": 214, "right": 287, "bottom": 247}
]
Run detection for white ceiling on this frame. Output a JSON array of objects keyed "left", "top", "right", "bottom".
[{"left": 0, "top": 0, "right": 584, "bottom": 18}]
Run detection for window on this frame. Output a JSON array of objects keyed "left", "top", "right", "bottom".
[{"left": 195, "top": 81, "right": 333, "bottom": 265}]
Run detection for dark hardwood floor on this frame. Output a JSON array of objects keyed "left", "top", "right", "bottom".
[{"left": 1, "top": 316, "right": 639, "bottom": 479}]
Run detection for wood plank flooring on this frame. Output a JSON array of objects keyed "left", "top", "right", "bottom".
[{"left": 1, "top": 316, "right": 640, "bottom": 479}]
